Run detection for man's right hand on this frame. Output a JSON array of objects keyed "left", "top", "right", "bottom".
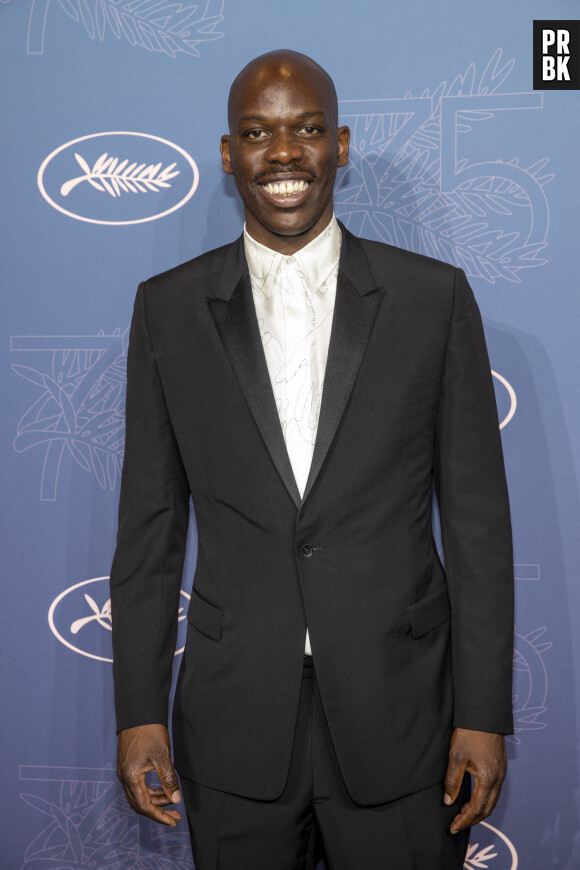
[{"left": 117, "top": 723, "right": 182, "bottom": 827}]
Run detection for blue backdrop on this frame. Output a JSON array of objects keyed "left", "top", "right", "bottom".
[{"left": 2, "top": 2, "right": 579, "bottom": 868}]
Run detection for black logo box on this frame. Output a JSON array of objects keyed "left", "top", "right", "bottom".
[{"left": 533, "top": 20, "right": 579, "bottom": 89}]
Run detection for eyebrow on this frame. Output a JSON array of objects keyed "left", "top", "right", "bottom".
[{"left": 239, "top": 110, "right": 327, "bottom": 123}]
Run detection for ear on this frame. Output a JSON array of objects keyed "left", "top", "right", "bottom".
[
  {"left": 220, "top": 135, "right": 234, "bottom": 175},
  {"left": 337, "top": 125, "right": 350, "bottom": 168}
]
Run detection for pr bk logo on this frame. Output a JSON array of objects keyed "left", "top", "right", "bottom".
[{"left": 533, "top": 20, "right": 579, "bottom": 89}]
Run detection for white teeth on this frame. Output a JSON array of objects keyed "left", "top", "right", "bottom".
[{"left": 263, "top": 180, "right": 309, "bottom": 195}]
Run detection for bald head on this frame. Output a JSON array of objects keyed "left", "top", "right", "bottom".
[
  {"left": 227, "top": 50, "right": 338, "bottom": 131},
  {"left": 220, "top": 49, "right": 349, "bottom": 253}
]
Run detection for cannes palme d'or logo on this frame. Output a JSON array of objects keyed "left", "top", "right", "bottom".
[
  {"left": 48, "top": 577, "right": 190, "bottom": 661},
  {"left": 60, "top": 152, "right": 180, "bottom": 198},
  {"left": 38, "top": 131, "right": 199, "bottom": 225}
]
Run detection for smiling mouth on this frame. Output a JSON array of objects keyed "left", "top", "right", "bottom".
[
  {"left": 256, "top": 177, "right": 313, "bottom": 207},
  {"left": 260, "top": 179, "right": 310, "bottom": 195}
]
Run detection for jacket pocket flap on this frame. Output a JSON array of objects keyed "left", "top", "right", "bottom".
[
  {"left": 187, "top": 588, "right": 223, "bottom": 641},
  {"left": 409, "top": 584, "right": 450, "bottom": 638}
]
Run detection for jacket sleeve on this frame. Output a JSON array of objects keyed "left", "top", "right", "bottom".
[
  {"left": 110, "top": 282, "right": 190, "bottom": 732},
  {"left": 434, "top": 268, "right": 514, "bottom": 735}
]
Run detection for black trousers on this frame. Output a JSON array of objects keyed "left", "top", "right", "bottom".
[{"left": 181, "top": 657, "right": 470, "bottom": 870}]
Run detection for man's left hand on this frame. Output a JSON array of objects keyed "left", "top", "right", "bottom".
[{"left": 444, "top": 727, "right": 507, "bottom": 834}]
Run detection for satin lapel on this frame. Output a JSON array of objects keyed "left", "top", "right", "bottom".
[
  {"left": 301, "top": 261, "right": 385, "bottom": 506},
  {"left": 207, "top": 271, "right": 302, "bottom": 509}
]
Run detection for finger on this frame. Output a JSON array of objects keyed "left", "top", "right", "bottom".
[
  {"left": 148, "top": 791, "right": 181, "bottom": 808},
  {"left": 450, "top": 798, "right": 482, "bottom": 834},
  {"left": 450, "top": 777, "right": 505, "bottom": 833},
  {"left": 477, "top": 783, "right": 503, "bottom": 822},
  {"left": 147, "top": 786, "right": 176, "bottom": 807},
  {"left": 444, "top": 756, "right": 467, "bottom": 806},
  {"left": 152, "top": 755, "right": 182, "bottom": 805},
  {"left": 122, "top": 772, "right": 180, "bottom": 827},
  {"left": 454, "top": 777, "right": 488, "bottom": 829},
  {"left": 449, "top": 778, "right": 499, "bottom": 834},
  {"left": 150, "top": 797, "right": 181, "bottom": 809}
]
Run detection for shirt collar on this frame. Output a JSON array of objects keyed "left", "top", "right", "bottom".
[{"left": 244, "top": 215, "right": 342, "bottom": 298}]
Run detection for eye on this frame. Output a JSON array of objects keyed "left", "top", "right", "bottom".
[
  {"left": 297, "top": 125, "right": 323, "bottom": 137},
  {"left": 243, "top": 129, "right": 269, "bottom": 141}
]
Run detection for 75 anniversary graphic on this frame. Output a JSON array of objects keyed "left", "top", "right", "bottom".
[{"left": 335, "top": 50, "right": 550, "bottom": 284}]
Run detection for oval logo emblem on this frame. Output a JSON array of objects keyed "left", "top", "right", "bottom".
[
  {"left": 492, "top": 370, "right": 517, "bottom": 429},
  {"left": 38, "top": 132, "right": 199, "bottom": 225},
  {"left": 48, "top": 576, "right": 190, "bottom": 662},
  {"left": 465, "top": 821, "right": 518, "bottom": 869}
]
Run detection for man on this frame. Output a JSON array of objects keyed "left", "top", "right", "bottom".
[{"left": 111, "top": 50, "right": 514, "bottom": 869}]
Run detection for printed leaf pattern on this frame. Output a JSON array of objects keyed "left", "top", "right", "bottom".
[
  {"left": 12, "top": 330, "right": 128, "bottom": 499},
  {"left": 464, "top": 843, "right": 499, "bottom": 868},
  {"left": 21, "top": 772, "right": 194, "bottom": 868},
  {"left": 335, "top": 49, "right": 551, "bottom": 284},
  {"left": 70, "top": 594, "right": 112, "bottom": 633},
  {"left": 508, "top": 626, "right": 550, "bottom": 742},
  {"left": 60, "top": 152, "right": 180, "bottom": 197},
  {"left": 56, "top": 0, "right": 224, "bottom": 57}
]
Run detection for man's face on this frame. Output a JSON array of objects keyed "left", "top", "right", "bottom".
[{"left": 221, "top": 62, "right": 350, "bottom": 253}]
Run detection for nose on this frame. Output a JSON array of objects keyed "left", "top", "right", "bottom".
[{"left": 265, "top": 130, "right": 303, "bottom": 164}]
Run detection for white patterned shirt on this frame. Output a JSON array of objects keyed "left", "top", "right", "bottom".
[{"left": 244, "top": 216, "right": 342, "bottom": 656}]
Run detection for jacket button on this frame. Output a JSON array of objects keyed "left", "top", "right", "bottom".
[{"left": 300, "top": 544, "right": 313, "bottom": 557}]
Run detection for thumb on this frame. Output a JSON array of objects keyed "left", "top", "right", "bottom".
[
  {"left": 444, "top": 751, "right": 466, "bottom": 806},
  {"left": 154, "top": 756, "right": 181, "bottom": 804}
]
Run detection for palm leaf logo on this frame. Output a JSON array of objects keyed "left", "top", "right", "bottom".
[
  {"left": 25, "top": 0, "right": 224, "bottom": 57},
  {"left": 464, "top": 842, "right": 499, "bottom": 868},
  {"left": 60, "top": 152, "right": 179, "bottom": 197}
]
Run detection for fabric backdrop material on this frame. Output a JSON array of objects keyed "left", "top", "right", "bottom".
[{"left": 1, "top": 1, "right": 579, "bottom": 868}]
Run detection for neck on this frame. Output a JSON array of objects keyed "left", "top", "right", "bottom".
[{"left": 244, "top": 211, "right": 335, "bottom": 255}]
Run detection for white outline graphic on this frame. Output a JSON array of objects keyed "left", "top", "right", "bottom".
[
  {"left": 38, "top": 132, "right": 199, "bottom": 225},
  {"left": 511, "top": 625, "right": 551, "bottom": 741},
  {"left": 336, "top": 51, "right": 551, "bottom": 284},
  {"left": 48, "top": 576, "right": 190, "bottom": 661},
  {"left": 465, "top": 821, "right": 518, "bottom": 869},
  {"left": 492, "top": 370, "right": 517, "bottom": 429},
  {"left": 24, "top": 0, "right": 224, "bottom": 57},
  {"left": 19, "top": 764, "right": 192, "bottom": 868},
  {"left": 11, "top": 330, "right": 128, "bottom": 500},
  {"left": 514, "top": 563, "right": 540, "bottom": 581},
  {"left": 60, "top": 152, "right": 180, "bottom": 198},
  {"left": 17, "top": 764, "right": 516, "bottom": 870}
]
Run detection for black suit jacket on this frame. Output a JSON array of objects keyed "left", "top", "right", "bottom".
[{"left": 110, "top": 223, "right": 513, "bottom": 806}]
